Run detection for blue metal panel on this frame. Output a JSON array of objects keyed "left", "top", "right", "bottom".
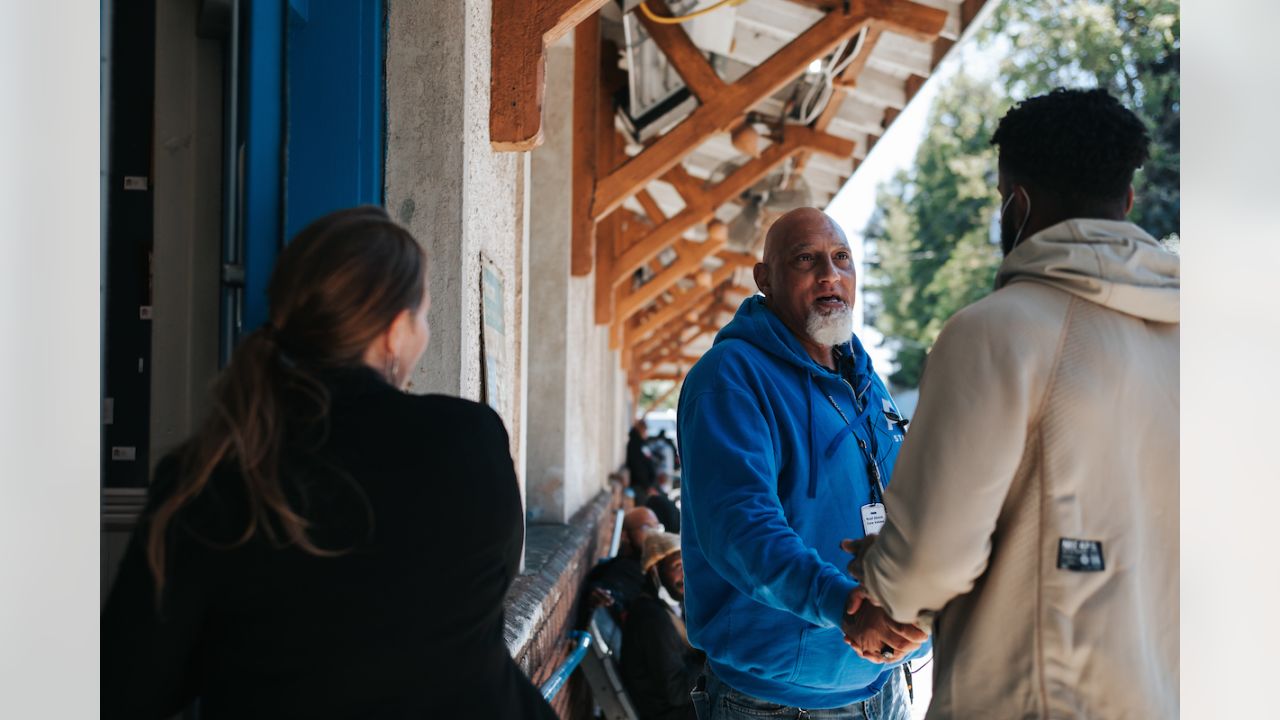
[
  {"left": 241, "top": 0, "right": 285, "bottom": 334},
  {"left": 284, "top": 0, "right": 385, "bottom": 240}
]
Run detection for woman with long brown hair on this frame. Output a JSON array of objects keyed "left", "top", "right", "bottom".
[{"left": 102, "top": 206, "right": 556, "bottom": 719}]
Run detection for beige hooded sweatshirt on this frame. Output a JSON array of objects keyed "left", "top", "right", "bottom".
[{"left": 858, "top": 219, "right": 1179, "bottom": 719}]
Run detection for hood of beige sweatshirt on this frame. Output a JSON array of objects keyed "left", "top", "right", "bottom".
[{"left": 995, "top": 218, "right": 1179, "bottom": 323}]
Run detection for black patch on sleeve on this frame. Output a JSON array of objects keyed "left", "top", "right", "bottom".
[{"left": 1057, "top": 538, "right": 1105, "bottom": 572}]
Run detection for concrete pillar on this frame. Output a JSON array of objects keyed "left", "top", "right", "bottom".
[
  {"left": 526, "top": 42, "right": 574, "bottom": 523},
  {"left": 384, "top": 0, "right": 529, "bottom": 489},
  {"left": 526, "top": 40, "right": 628, "bottom": 524}
]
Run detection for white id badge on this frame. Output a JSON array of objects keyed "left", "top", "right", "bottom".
[{"left": 860, "top": 502, "right": 886, "bottom": 535}]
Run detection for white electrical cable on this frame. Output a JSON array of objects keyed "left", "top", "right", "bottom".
[{"left": 796, "top": 26, "right": 869, "bottom": 125}]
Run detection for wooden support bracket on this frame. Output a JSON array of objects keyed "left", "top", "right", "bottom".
[
  {"left": 571, "top": 14, "right": 601, "bottom": 275},
  {"left": 636, "top": 189, "right": 667, "bottom": 225},
  {"left": 636, "top": 0, "right": 727, "bottom": 101},
  {"left": 641, "top": 376, "right": 686, "bottom": 412},
  {"left": 629, "top": 254, "right": 754, "bottom": 347},
  {"left": 631, "top": 289, "right": 720, "bottom": 358},
  {"left": 490, "top": 0, "right": 609, "bottom": 151},
  {"left": 589, "top": 0, "right": 945, "bottom": 216},
  {"left": 610, "top": 127, "right": 854, "bottom": 323}
]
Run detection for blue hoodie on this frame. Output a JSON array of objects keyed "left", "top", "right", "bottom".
[{"left": 676, "top": 295, "right": 925, "bottom": 708}]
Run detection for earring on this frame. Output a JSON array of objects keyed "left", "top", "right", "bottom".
[{"left": 386, "top": 355, "right": 400, "bottom": 387}]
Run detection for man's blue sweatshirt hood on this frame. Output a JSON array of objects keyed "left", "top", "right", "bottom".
[{"left": 677, "top": 295, "right": 924, "bottom": 708}]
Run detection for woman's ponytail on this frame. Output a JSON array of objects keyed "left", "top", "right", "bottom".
[{"left": 145, "top": 206, "right": 426, "bottom": 602}]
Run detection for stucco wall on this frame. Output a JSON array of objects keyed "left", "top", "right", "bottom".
[
  {"left": 386, "top": 1, "right": 626, "bottom": 523},
  {"left": 526, "top": 41, "right": 628, "bottom": 523},
  {"left": 385, "top": 0, "right": 527, "bottom": 482}
]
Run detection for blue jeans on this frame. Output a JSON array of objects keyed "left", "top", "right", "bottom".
[{"left": 690, "top": 664, "right": 910, "bottom": 720}]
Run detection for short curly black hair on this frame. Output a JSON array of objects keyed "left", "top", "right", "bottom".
[{"left": 991, "top": 88, "right": 1150, "bottom": 203}]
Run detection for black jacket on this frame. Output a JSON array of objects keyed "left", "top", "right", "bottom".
[
  {"left": 584, "top": 555, "right": 648, "bottom": 623},
  {"left": 619, "top": 584, "right": 701, "bottom": 720},
  {"left": 645, "top": 492, "right": 680, "bottom": 534},
  {"left": 626, "top": 427, "right": 655, "bottom": 490},
  {"left": 101, "top": 367, "right": 556, "bottom": 719}
]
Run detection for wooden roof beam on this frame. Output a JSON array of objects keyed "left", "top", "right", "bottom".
[
  {"left": 634, "top": 304, "right": 716, "bottom": 358},
  {"left": 628, "top": 285, "right": 719, "bottom": 358},
  {"left": 640, "top": 320, "right": 719, "bottom": 370},
  {"left": 491, "top": 0, "right": 610, "bottom": 151},
  {"left": 611, "top": 127, "right": 853, "bottom": 291},
  {"left": 631, "top": 293, "right": 715, "bottom": 359},
  {"left": 642, "top": 373, "right": 685, "bottom": 382},
  {"left": 647, "top": 374, "right": 686, "bottom": 409},
  {"left": 595, "top": 212, "right": 618, "bottom": 324},
  {"left": 636, "top": 0, "right": 726, "bottom": 101},
  {"left": 781, "top": 0, "right": 949, "bottom": 43},
  {"left": 637, "top": 302, "right": 740, "bottom": 370},
  {"left": 639, "top": 328, "right": 703, "bottom": 371},
  {"left": 793, "top": 25, "right": 883, "bottom": 177},
  {"left": 591, "top": 0, "right": 944, "bottom": 219},
  {"left": 629, "top": 253, "right": 754, "bottom": 347},
  {"left": 617, "top": 240, "right": 725, "bottom": 324},
  {"left": 636, "top": 188, "right": 667, "bottom": 225},
  {"left": 661, "top": 165, "right": 703, "bottom": 202},
  {"left": 571, "top": 14, "right": 601, "bottom": 275}
]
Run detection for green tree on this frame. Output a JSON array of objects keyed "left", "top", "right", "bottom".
[
  {"left": 865, "top": 0, "right": 1179, "bottom": 387},
  {"left": 639, "top": 380, "right": 679, "bottom": 411},
  {"left": 864, "top": 73, "right": 1009, "bottom": 387},
  {"left": 986, "top": 0, "right": 1180, "bottom": 238}
]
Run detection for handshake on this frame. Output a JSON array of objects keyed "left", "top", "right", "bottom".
[{"left": 838, "top": 535, "right": 928, "bottom": 664}]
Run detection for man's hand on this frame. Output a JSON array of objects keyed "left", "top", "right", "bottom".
[
  {"left": 840, "top": 601, "right": 928, "bottom": 664},
  {"left": 840, "top": 536, "right": 878, "bottom": 582},
  {"left": 588, "top": 587, "right": 615, "bottom": 610}
]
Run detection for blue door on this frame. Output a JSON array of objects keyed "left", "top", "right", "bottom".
[{"left": 235, "top": 0, "right": 385, "bottom": 338}]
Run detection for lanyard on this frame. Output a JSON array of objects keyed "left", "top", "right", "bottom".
[{"left": 823, "top": 387, "right": 886, "bottom": 502}]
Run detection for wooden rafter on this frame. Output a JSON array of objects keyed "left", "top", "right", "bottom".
[
  {"left": 630, "top": 291, "right": 738, "bottom": 376},
  {"left": 637, "top": 295, "right": 731, "bottom": 363},
  {"left": 628, "top": 253, "right": 754, "bottom": 348},
  {"left": 631, "top": 291, "right": 718, "bottom": 359},
  {"left": 589, "top": 42, "right": 629, "bottom": 324},
  {"left": 617, "top": 210, "right": 654, "bottom": 255},
  {"left": 636, "top": 0, "right": 727, "bottom": 101},
  {"left": 571, "top": 13, "right": 601, "bottom": 275},
  {"left": 636, "top": 189, "right": 667, "bottom": 225},
  {"left": 589, "top": 0, "right": 946, "bottom": 218},
  {"left": 634, "top": 317, "right": 722, "bottom": 377},
  {"left": 661, "top": 165, "right": 703, "bottom": 202},
  {"left": 595, "top": 213, "right": 618, "bottom": 324},
  {"left": 792, "top": 25, "right": 884, "bottom": 177},
  {"left": 491, "top": 0, "right": 610, "bottom": 151},
  {"left": 610, "top": 284, "right": 626, "bottom": 350},
  {"left": 782, "top": 0, "right": 950, "bottom": 43},
  {"left": 641, "top": 377, "right": 685, "bottom": 414},
  {"left": 638, "top": 319, "right": 719, "bottom": 373},
  {"left": 643, "top": 373, "right": 685, "bottom": 382},
  {"left": 611, "top": 127, "right": 854, "bottom": 324}
]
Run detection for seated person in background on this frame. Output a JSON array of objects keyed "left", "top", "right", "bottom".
[
  {"left": 584, "top": 507, "right": 660, "bottom": 621},
  {"left": 635, "top": 474, "right": 680, "bottom": 534},
  {"left": 621, "top": 532, "right": 703, "bottom": 720}
]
